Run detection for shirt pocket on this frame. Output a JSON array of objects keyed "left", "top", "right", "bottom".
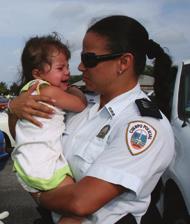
[{"left": 72, "top": 136, "right": 106, "bottom": 174}]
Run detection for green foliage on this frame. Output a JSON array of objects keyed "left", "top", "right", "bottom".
[
  {"left": 9, "top": 82, "right": 20, "bottom": 95},
  {"left": 0, "top": 82, "right": 9, "bottom": 95},
  {"left": 69, "top": 75, "right": 83, "bottom": 84},
  {"left": 143, "top": 65, "right": 154, "bottom": 76}
]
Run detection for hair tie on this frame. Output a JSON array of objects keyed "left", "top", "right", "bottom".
[{"left": 146, "top": 39, "right": 164, "bottom": 59}]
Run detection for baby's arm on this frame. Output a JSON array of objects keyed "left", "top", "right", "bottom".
[
  {"left": 39, "top": 85, "right": 87, "bottom": 112},
  {"left": 67, "top": 86, "right": 87, "bottom": 104}
]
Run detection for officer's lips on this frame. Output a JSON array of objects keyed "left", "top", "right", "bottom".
[{"left": 82, "top": 75, "right": 89, "bottom": 83}]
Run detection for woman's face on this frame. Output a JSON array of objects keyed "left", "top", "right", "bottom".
[{"left": 78, "top": 32, "right": 120, "bottom": 93}]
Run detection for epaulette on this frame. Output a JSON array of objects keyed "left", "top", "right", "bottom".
[{"left": 135, "top": 98, "right": 163, "bottom": 119}]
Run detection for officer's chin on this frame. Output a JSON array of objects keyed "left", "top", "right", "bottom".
[{"left": 83, "top": 84, "right": 97, "bottom": 94}]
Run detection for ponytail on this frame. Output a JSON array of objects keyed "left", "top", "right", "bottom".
[{"left": 146, "top": 40, "right": 173, "bottom": 119}]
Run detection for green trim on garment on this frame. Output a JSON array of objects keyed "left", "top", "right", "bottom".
[
  {"left": 13, "top": 160, "right": 73, "bottom": 190},
  {"left": 20, "top": 79, "right": 50, "bottom": 95}
]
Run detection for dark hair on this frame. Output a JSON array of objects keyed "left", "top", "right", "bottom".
[
  {"left": 87, "top": 15, "right": 173, "bottom": 118},
  {"left": 19, "top": 32, "right": 71, "bottom": 87}
]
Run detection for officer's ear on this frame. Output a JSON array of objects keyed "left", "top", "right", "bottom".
[{"left": 118, "top": 53, "right": 134, "bottom": 75}]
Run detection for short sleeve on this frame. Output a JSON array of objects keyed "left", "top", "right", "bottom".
[{"left": 86, "top": 117, "right": 174, "bottom": 197}]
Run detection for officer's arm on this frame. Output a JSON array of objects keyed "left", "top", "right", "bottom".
[
  {"left": 8, "top": 87, "right": 55, "bottom": 127},
  {"left": 40, "top": 176, "right": 125, "bottom": 216}
]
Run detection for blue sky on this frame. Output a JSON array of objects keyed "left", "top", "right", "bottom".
[{"left": 1, "top": 0, "right": 190, "bottom": 86}]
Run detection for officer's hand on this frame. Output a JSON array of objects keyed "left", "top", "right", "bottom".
[{"left": 9, "top": 83, "right": 55, "bottom": 127}]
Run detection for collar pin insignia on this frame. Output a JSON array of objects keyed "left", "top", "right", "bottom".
[{"left": 96, "top": 125, "right": 111, "bottom": 139}]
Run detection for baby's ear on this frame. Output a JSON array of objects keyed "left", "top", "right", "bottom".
[{"left": 32, "top": 69, "right": 41, "bottom": 79}]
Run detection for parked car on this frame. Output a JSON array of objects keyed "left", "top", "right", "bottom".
[
  {"left": 0, "top": 96, "right": 9, "bottom": 111},
  {"left": 0, "top": 112, "right": 15, "bottom": 154},
  {"left": 158, "top": 59, "right": 190, "bottom": 224},
  {"left": 0, "top": 130, "right": 9, "bottom": 170}
]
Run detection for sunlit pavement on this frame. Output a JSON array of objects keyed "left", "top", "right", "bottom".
[{"left": 0, "top": 158, "right": 53, "bottom": 224}]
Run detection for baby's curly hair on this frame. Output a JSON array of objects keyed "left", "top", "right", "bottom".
[{"left": 19, "top": 32, "right": 70, "bottom": 87}]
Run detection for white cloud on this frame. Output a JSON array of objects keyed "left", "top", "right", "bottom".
[{"left": 0, "top": 0, "right": 190, "bottom": 84}]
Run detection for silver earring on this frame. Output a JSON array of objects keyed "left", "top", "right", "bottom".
[{"left": 117, "top": 70, "right": 122, "bottom": 75}]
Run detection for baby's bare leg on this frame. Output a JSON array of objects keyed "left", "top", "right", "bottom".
[
  {"left": 31, "top": 175, "right": 74, "bottom": 201},
  {"left": 57, "top": 175, "right": 74, "bottom": 188}
]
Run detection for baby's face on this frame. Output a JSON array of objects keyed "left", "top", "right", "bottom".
[{"left": 41, "top": 51, "right": 70, "bottom": 91}]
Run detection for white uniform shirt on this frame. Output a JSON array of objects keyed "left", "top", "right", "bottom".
[{"left": 62, "top": 83, "right": 175, "bottom": 224}]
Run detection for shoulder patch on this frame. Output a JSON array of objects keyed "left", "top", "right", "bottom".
[
  {"left": 126, "top": 120, "right": 157, "bottom": 155},
  {"left": 135, "top": 98, "right": 162, "bottom": 119}
]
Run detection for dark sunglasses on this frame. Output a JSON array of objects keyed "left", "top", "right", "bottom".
[{"left": 81, "top": 52, "right": 124, "bottom": 68}]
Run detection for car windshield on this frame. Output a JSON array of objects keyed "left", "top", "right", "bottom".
[
  {"left": 179, "top": 63, "right": 190, "bottom": 119},
  {"left": 184, "top": 68, "right": 190, "bottom": 117}
]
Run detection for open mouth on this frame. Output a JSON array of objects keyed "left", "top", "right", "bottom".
[{"left": 61, "top": 79, "right": 69, "bottom": 84}]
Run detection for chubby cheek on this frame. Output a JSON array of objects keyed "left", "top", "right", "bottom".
[{"left": 50, "top": 79, "right": 60, "bottom": 87}]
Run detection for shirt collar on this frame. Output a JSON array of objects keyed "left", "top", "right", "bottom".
[
  {"left": 104, "top": 83, "right": 142, "bottom": 118},
  {"left": 86, "top": 93, "right": 100, "bottom": 104}
]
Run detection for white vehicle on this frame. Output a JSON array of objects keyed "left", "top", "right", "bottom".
[
  {"left": 161, "top": 59, "right": 190, "bottom": 223},
  {"left": 0, "top": 112, "right": 15, "bottom": 153}
]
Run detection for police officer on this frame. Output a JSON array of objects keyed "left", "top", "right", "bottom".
[{"left": 9, "top": 15, "right": 174, "bottom": 224}]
